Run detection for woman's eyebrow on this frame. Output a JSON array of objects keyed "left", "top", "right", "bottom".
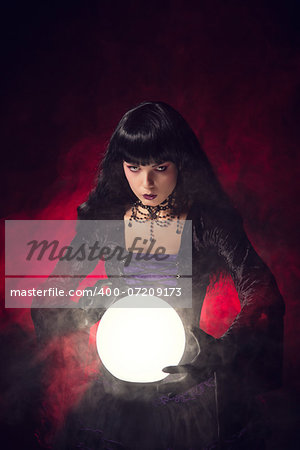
[
  {"left": 151, "top": 162, "right": 167, "bottom": 167},
  {"left": 123, "top": 161, "right": 167, "bottom": 167}
]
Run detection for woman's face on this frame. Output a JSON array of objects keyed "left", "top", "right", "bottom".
[{"left": 123, "top": 161, "right": 178, "bottom": 206}]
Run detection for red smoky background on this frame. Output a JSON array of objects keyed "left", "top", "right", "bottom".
[{"left": 1, "top": 1, "right": 299, "bottom": 448}]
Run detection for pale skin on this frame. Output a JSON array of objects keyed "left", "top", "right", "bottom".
[{"left": 123, "top": 161, "right": 188, "bottom": 254}]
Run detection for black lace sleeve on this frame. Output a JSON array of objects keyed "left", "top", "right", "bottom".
[
  {"left": 194, "top": 206, "right": 285, "bottom": 392},
  {"left": 31, "top": 220, "right": 108, "bottom": 344}
]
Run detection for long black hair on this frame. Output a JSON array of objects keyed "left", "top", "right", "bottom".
[{"left": 78, "top": 101, "right": 232, "bottom": 219}]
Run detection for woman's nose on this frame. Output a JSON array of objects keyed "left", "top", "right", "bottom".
[{"left": 142, "top": 171, "right": 155, "bottom": 188}]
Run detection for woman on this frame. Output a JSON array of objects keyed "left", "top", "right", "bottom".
[{"left": 32, "top": 102, "right": 285, "bottom": 449}]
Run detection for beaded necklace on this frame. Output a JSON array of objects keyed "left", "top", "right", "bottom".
[{"left": 128, "top": 195, "right": 184, "bottom": 240}]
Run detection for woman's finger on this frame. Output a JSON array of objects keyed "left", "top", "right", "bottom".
[{"left": 162, "top": 364, "right": 193, "bottom": 374}]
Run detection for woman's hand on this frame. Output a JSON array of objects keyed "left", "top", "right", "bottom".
[
  {"left": 78, "top": 280, "right": 117, "bottom": 326},
  {"left": 163, "top": 327, "right": 222, "bottom": 377},
  {"left": 163, "top": 327, "right": 222, "bottom": 378},
  {"left": 158, "top": 327, "right": 225, "bottom": 395}
]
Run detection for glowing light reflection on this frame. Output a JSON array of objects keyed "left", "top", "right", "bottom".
[{"left": 96, "top": 295, "right": 186, "bottom": 383}]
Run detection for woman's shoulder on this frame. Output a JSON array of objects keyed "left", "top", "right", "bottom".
[
  {"left": 189, "top": 201, "right": 242, "bottom": 228},
  {"left": 74, "top": 203, "right": 125, "bottom": 243},
  {"left": 190, "top": 201, "right": 245, "bottom": 253},
  {"left": 77, "top": 202, "right": 125, "bottom": 221}
]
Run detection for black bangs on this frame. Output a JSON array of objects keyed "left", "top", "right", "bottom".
[
  {"left": 107, "top": 102, "right": 185, "bottom": 167},
  {"left": 116, "top": 134, "right": 177, "bottom": 166}
]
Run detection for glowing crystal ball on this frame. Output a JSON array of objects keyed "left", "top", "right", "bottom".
[{"left": 96, "top": 295, "right": 186, "bottom": 383}]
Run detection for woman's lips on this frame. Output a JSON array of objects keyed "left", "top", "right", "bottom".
[{"left": 143, "top": 194, "right": 157, "bottom": 200}]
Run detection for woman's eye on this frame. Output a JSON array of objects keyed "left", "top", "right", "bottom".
[
  {"left": 156, "top": 166, "right": 167, "bottom": 172},
  {"left": 128, "top": 166, "right": 140, "bottom": 172}
]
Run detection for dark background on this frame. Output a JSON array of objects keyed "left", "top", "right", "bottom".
[{"left": 1, "top": 0, "right": 300, "bottom": 448}]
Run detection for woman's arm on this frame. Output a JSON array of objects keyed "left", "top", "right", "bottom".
[
  {"left": 31, "top": 221, "right": 108, "bottom": 344},
  {"left": 197, "top": 207, "right": 285, "bottom": 392}
]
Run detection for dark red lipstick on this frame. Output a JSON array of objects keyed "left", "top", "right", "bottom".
[{"left": 143, "top": 194, "right": 157, "bottom": 200}]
